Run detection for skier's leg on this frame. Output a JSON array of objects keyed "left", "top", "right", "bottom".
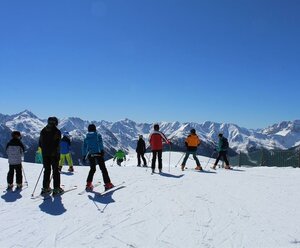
[
  {"left": 98, "top": 156, "right": 111, "bottom": 185},
  {"left": 182, "top": 152, "right": 190, "bottom": 166},
  {"left": 142, "top": 153, "right": 147, "bottom": 166},
  {"left": 158, "top": 150, "right": 163, "bottom": 171},
  {"left": 87, "top": 156, "right": 96, "bottom": 183},
  {"left": 151, "top": 151, "right": 157, "bottom": 171},
  {"left": 192, "top": 152, "right": 201, "bottom": 166},
  {"left": 52, "top": 156, "right": 61, "bottom": 189},
  {"left": 137, "top": 153, "right": 141, "bottom": 166},
  {"left": 15, "top": 164, "right": 23, "bottom": 185},
  {"left": 7, "top": 164, "right": 14, "bottom": 185},
  {"left": 42, "top": 156, "right": 52, "bottom": 189}
]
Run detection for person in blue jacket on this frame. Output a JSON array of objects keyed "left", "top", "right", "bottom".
[
  {"left": 82, "top": 124, "right": 114, "bottom": 190},
  {"left": 59, "top": 131, "right": 74, "bottom": 172}
]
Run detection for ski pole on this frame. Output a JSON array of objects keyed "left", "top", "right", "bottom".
[
  {"left": 31, "top": 166, "right": 44, "bottom": 197},
  {"left": 168, "top": 144, "right": 171, "bottom": 172},
  {"left": 175, "top": 152, "right": 185, "bottom": 167},
  {"left": 204, "top": 151, "right": 216, "bottom": 169},
  {"left": 22, "top": 166, "right": 28, "bottom": 186}
]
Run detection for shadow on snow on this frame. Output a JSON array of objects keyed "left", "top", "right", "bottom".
[{"left": 39, "top": 195, "right": 67, "bottom": 216}]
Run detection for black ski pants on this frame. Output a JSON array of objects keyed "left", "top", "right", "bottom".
[
  {"left": 151, "top": 150, "right": 162, "bottom": 170},
  {"left": 214, "top": 151, "right": 229, "bottom": 166},
  {"left": 7, "top": 164, "right": 22, "bottom": 185},
  {"left": 43, "top": 155, "right": 61, "bottom": 189},
  {"left": 87, "top": 154, "right": 111, "bottom": 184},
  {"left": 137, "top": 152, "right": 147, "bottom": 166}
]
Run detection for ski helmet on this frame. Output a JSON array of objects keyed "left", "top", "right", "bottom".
[
  {"left": 63, "top": 131, "right": 70, "bottom": 137},
  {"left": 11, "top": 131, "right": 21, "bottom": 139},
  {"left": 154, "top": 124, "right": 159, "bottom": 131},
  {"left": 139, "top": 134, "right": 143, "bottom": 139},
  {"left": 88, "top": 124, "right": 96, "bottom": 132},
  {"left": 218, "top": 133, "right": 223, "bottom": 137},
  {"left": 191, "top": 128, "right": 196, "bottom": 134},
  {"left": 47, "top": 116, "right": 58, "bottom": 126}
]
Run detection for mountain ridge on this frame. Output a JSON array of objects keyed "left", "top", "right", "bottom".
[{"left": 0, "top": 110, "right": 299, "bottom": 163}]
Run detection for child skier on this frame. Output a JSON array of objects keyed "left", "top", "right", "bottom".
[
  {"left": 149, "top": 124, "right": 170, "bottom": 173},
  {"left": 6, "top": 131, "right": 25, "bottom": 190},
  {"left": 113, "top": 149, "right": 126, "bottom": 166},
  {"left": 59, "top": 131, "right": 74, "bottom": 172},
  {"left": 181, "top": 129, "right": 203, "bottom": 171},
  {"left": 82, "top": 124, "right": 114, "bottom": 191},
  {"left": 35, "top": 147, "right": 43, "bottom": 164}
]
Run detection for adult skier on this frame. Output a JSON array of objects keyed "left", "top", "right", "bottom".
[
  {"left": 113, "top": 149, "right": 126, "bottom": 166},
  {"left": 39, "top": 117, "right": 64, "bottom": 195},
  {"left": 82, "top": 124, "right": 114, "bottom": 190},
  {"left": 212, "top": 133, "right": 231, "bottom": 170},
  {"left": 6, "top": 131, "right": 25, "bottom": 190},
  {"left": 136, "top": 135, "right": 147, "bottom": 167},
  {"left": 149, "top": 124, "right": 170, "bottom": 173},
  {"left": 59, "top": 131, "right": 74, "bottom": 172},
  {"left": 181, "top": 129, "right": 203, "bottom": 171}
]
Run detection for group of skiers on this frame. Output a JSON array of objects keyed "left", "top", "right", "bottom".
[{"left": 4, "top": 117, "right": 231, "bottom": 195}]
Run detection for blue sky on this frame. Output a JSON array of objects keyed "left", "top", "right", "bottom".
[{"left": 0, "top": 0, "right": 299, "bottom": 128}]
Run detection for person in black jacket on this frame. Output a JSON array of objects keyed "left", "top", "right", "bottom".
[
  {"left": 136, "top": 135, "right": 147, "bottom": 167},
  {"left": 6, "top": 131, "right": 25, "bottom": 190},
  {"left": 39, "top": 117, "right": 63, "bottom": 195}
]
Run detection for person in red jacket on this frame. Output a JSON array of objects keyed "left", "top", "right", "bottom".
[{"left": 149, "top": 124, "right": 170, "bottom": 173}]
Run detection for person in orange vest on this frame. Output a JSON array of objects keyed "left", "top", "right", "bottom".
[{"left": 181, "top": 128, "right": 203, "bottom": 171}]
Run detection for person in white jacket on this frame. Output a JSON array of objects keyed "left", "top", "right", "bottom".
[{"left": 6, "top": 131, "right": 25, "bottom": 190}]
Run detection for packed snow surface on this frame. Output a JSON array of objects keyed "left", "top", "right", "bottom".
[{"left": 0, "top": 152, "right": 300, "bottom": 248}]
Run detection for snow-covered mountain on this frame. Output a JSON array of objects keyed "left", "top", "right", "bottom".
[{"left": 0, "top": 110, "right": 300, "bottom": 163}]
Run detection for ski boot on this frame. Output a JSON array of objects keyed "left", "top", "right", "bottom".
[
  {"left": 68, "top": 166, "right": 74, "bottom": 172},
  {"left": 86, "top": 182, "right": 94, "bottom": 191},
  {"left": 104, "top": 182, "right": 114, "bottom": 191},
  {"left": 225, "top": 165, "right": 231, "bottom": 170},
  {"left": 143, "top": 164, "right": 148, "bottom": 167},
  {"left": 6, "top": 184, "right": 13, "bottom": 191},
  {"left": 181, "top": 165, "right": 185, "bottom": 171},
  {"left": 41, "top": 187, "right": 52, "bottom": 195},
  {"left": 16, "top": 184, "right": 23, "bottom": 190},
  {"left": 52, "top": 187, "right": 64, "bottom": 195},
  {"left": 195, "top": 166, "right": 203, "bottom": 171}
]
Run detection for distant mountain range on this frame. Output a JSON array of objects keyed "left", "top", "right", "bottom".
[{"left": 0, "top": 110, "right": 299, "bottom": 163}]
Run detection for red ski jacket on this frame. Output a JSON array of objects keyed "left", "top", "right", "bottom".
[{"left": 149, "top": 131, "right": 169, "bottom": 150}]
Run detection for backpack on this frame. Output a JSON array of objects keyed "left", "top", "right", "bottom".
[{"left": 222, "top": 137, "right": 229, "bottom": 150}]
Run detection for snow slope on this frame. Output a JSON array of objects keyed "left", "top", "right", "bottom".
[{"left": 1, "top": 153, "right": 300, "bottom": 248}]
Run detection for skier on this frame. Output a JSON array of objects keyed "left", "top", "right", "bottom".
[
  {"left": 181, "top": 129, "right": 203, "bottom": 171},
  {"left": 149, "top": 124, "right": 170, "bottom": 173},
  {"left": 39, "top": 117, "right": 64, "bottom": 195},
  {"left": 35, "top": 146, "right": 43, "bottom": 164},
  {"left": 212, "top": 133, "right": 231, "bottom": 170},
  {"left": 59, "top": 131, "right": 74, "bottom": 172},
  {"left": 113, "top": 149, "right": 126, "bottom": 166},
  {"left": 82, "top": 124, "right": 114, "bottom": 191},
  {"left": 136, "top": 135, "right": 147, "bottom": 167},
  {"left": 6, "top": 131, "right": 25, "bottom": 190}
]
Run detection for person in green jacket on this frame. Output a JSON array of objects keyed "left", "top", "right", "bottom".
[
  {"left": 113, "top": 149, "right": 126, "bottom": 166},
  {"left": 35, "top": 147, "right": 43, "bottom": 164},
  {"left": 212, "top": 133, "right": 231, "bottom": 170}
]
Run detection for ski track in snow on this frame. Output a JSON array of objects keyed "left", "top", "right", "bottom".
[{"left": 1, "top": 153, "right": 300, "bottom": 248}]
